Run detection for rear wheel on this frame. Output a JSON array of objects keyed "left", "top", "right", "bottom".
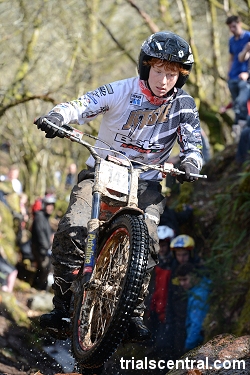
[{"left": 71, "top": 214, "right": 149, "bottom": 370}]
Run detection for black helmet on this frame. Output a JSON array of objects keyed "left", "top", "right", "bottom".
[{"left": 138, "top": 31, "right": 194, "bottom": 88}]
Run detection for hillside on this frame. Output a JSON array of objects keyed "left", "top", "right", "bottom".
[
  {"left": 183, "top": 143, "right": 250, "bottom": 341},
  {"left": 0, "top": 142, "right": 250, "bottom": 374}
]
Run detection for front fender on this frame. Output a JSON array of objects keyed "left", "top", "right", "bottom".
[{"left": 100, "top": 206, "right": 144, "bottom": 229}]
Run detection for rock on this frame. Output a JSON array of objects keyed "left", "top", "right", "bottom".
[
  {"left": 27, "top": 291, "right": 54, "bottom": 311},
  {"left": 167, "top": 334, "right": 250, "bottom": 374}
]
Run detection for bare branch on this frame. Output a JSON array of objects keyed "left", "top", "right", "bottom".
[
  {"left": 0, "top": 94, "right": 56, "bottom": 117},
  {"left": 99, "top": 19, "right": 137, "bottom": 65},
  {"left": 125, "top": 0, "right": 159, "bottom": 33}
]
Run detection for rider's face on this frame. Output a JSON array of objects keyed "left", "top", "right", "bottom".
[{"left": 148, "top": 64, "right": 179, "bottom": 97}]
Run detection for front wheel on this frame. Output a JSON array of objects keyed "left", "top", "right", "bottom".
[{"left": 71, "top": 214, "right": 149, "bottom": 370}]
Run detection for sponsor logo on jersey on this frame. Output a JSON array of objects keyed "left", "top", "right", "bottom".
[
  {"left": 82, "top": 106, "right": 109, "bottom": 119},
  {"left": 86, "top": 93, "right": 98, "bottom": 104},
  {"left": 122, "top": 106, "right": 170, "bottom": 134},
  {"left": 113, "top": 105, "right": 172, "bottom": 154},
  {"left": 92, "top": 84, "right": 114, "bottom": 98},
  {"left": 130, "top": 93, "right": 143, "bottom": 106},
  {"left": 115, "top": 133, "right": 164, "bottom": 153},
  {"left": 68, "top": 98, "right": 89, "bottom": 108}
]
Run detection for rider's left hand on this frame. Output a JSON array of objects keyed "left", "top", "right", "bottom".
[{"left": 176, "top": 158, "right": 199, "bottom": 184}]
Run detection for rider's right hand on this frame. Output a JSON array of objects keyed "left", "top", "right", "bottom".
[
  {"left": 176, "top": 158, "right": 199, "bottom": 184},
  {"left": 34, "top": 112, "right": 64, "bottom": 138}
]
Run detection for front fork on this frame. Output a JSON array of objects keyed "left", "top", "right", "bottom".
[
  {"left": 82, "top": 191, "right": 101, "bottom": 284},
  {"left": 82, "top": 162, "right": 141, "bottom": 284},
  {"left": 82, "top": 159, "right": 102, "bottom": 284}
]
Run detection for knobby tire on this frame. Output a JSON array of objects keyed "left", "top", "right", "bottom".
[{"left": 71, "top": 214, "right": 149, "bottom": 371}]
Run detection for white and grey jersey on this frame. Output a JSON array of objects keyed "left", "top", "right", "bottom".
[{"left": 50, "top": 76, "right": 203, "bottom": 180}]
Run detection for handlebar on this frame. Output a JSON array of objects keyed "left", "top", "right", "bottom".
[{"left": 42, "top": 119, "right": 207, "bottom": 179}]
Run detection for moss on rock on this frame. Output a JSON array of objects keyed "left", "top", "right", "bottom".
[{"left": 0, "top": 291, "right": 30, "bottom": 328}]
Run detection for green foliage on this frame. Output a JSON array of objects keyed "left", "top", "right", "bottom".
[
  {"left": 0, "top": 292, "right": 30, "bottom": 328},
  {"left": 199, "top": 162, "right": 250, "bottom": 340},
  {"left": 177, "top": 182, "right": 194, "bottom": 206},
  {"left": 199, "top": 103, "right": 225, "bottom": 146},
  {"left": 54, "top": 198, "right": 69, "bottom": 219}
]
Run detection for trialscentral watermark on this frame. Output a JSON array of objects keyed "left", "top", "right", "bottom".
[{"left": 120, "top": 356, "right": 246, "bottom": 371}]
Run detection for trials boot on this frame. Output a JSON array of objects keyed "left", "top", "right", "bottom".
[
  {"left": 125, "top": 273, "right": 151, "bottom": 343},
  {"left": 40, "top": 277, "right": 73, "bottom": 340},
  {"left": 127, "top": 316, "right": 151, "bottom": 343}
]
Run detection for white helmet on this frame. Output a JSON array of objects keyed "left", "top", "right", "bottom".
[
  {"left": 43, "top": 194, "right": 56, "bottom": 205},
  {"left": 157, "top": 225, "right": 175, "bottom": 241}
]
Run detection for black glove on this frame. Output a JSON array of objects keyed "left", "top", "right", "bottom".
[
  {"left": 34, "top": 112, "right": 64, "bottom": 138},
  {"left": 176, "top": 158, "right": 200, "bottom": 184}
]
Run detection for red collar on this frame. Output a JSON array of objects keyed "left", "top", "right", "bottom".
[{"left": 139, "top": 80, "right": 176, "bottom": 105}]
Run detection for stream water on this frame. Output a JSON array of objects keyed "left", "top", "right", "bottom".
[{"left": 43, "top": 338, "right": 75, "bottom": 373}]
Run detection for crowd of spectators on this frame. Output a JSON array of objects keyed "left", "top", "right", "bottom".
[
  {"left": 144, "top": 201, "right": 210, "bottom": 364},
  {"left": 0, "top": 163, "right": 77, "bottom": 294},
  {"left": 222, "top": 15, "right": 250, "bottom": 165}
]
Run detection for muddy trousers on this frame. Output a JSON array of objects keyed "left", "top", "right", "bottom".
[{"left": 51, "top": 174, "right": 166, "bottom": 315}]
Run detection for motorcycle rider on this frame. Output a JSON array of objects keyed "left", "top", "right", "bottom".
[{"left": 34, "top": 31, "right": 204, "bottom": 342}]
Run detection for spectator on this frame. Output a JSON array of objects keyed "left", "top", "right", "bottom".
[
  {"left": 0, "top": 215, "right": 18, "bottom": 293},
  {"left": 65, "top": 163, "right": 77, "bottom": 190},
  {"left": 235, "top": 41, "right": 250, "bottom": 162},
  {"left": 0, "top": 165, "right": 23, "bottom": 212},
  {"left": 0, "top": 188, "right": 10, "bottom": 210},
  {"left": 218, "top": 101, "right": 243, "bottom": 140},
  {"left": 238, "top": 40, "right": 250, "bottom": 67},
  {"left": 0, "top": 253, "right": 18, "bottom": 293},
  {"left": 170, "top": 234, "right": 199, "bottom": 267},
  {"left": 226, "top": 15, "right": 250, "bottom": 129},
  {"left": 16, "top": 193, "right": 33, "bottom": 263},
  {"left": 31, "top": 188, "right": 56, "bottom": 216},
  {"left": 0, "top": 142, "right": 10, "bottom": 154},
  {"left": 167, "top": 234, "right": 201, "bottom": 359},
  {"left": 147, "top": 204, "right": 193, "bottom": 324},
  {"left": 236, "top": 125, "right": 250, "bottom": 164},
  {"left": 31, "top": 195, "right": 56, "bottom": 290},
  {"left": 7, "top": 165, "right": 23, "bottom": 195},
  {"left": 146, "top": 205, "right": 193, "bottom": 360},
  {"left": 146, "top": 224, "right": 175, "bottom": 361},
  {"left": 160, "top": 203, "right": 193, "bottom": 237},
  {"left": 219, "top": 101, "right": 233, "bottom": 114},
  {"left": 19, "top": 193, "right": 29, "bottom": 223},
  {"left": 176, "top": 262, "right": 211, "bottom": 351}
]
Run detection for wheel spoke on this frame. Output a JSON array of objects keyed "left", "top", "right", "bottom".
[{"left": 77, "top": 228, "right": 130, "bottom": 350}]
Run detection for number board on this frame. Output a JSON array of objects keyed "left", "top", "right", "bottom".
[{"left": 99, "top": 159, "right": 128, "bottom": 195}]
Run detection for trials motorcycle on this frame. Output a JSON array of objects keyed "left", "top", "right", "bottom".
[{"left": 43, "top": 119, "right": 207, "bottom": 374}]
